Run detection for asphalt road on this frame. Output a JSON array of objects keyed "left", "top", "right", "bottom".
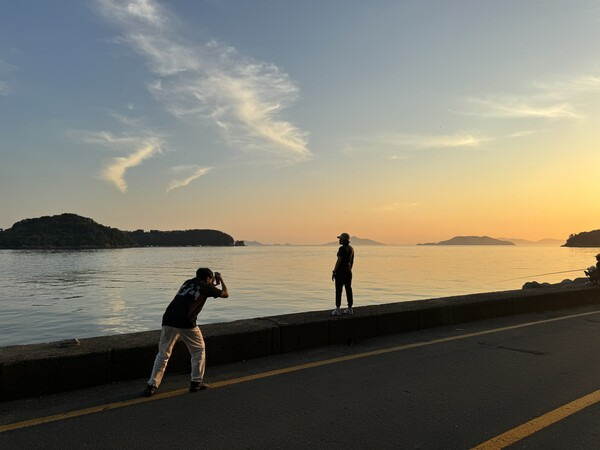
[{"left": 3, "top": 304, "right": 600, "bottom": 449}]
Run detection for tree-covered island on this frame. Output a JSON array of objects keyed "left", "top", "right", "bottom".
[
  {"left": 563, "top": 229, "right": 600, "bottom": 247},
  {"left": 0, "top": 213, "right": 237, "bottom": 249}
]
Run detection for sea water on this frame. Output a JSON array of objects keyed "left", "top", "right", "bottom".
[{"left": 0, "top": 245, "right": 597, "bottom": 346}]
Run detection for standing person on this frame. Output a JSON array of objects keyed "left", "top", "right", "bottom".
[
  {"left": 143, "top": 268, "right": 229, "bottom": 397},
  {"left": 332, "top": 232, "right": 354, "bottom": 316}
]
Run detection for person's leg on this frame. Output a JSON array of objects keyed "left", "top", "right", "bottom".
[
  {"left": 179, "top": 326, "right": 206, "bottom": 383},
  {"left": 335, "top": 277, "right": 344, "bottom": 308},
  {"left": 148, "top": 326, "right": 180, "bottom": 387},
  {"left": 345, "top": 273, "right": 353, "bottom": 308}
]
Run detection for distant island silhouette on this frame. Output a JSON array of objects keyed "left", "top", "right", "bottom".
[
  {"left": 418, "top": 236, "right": 515, "bottom": 246},
  {"left": 563, "top": 229, "right": 600, "bottom": 247},
  {"left": 0, "top": 213, "right": 236, "bottom": 249},
  {"left": 243, "top": 237, "right": 384, "bottom": 246},
  {"left": 498, "top": 237, "right": 563, "bottom": 247},
  {"left": 244, "top": 240, "right": 269, "bottom": 246},
  {"left": 243, "top": 240, "right": 292, "bottom": 246},
  {"left": 322, "top": 236, "right": 385, "bottom": 246}
]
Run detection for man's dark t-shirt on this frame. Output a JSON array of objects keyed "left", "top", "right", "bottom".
[
  {"left": 337, "top": 244, "right": 355, "bottom": 275},
  {"left": 162, "top": 278, "right": 222, "bottom": 328}
]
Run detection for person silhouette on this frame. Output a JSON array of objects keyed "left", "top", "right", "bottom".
[{"left": 331, "top": 233, "right": 355, "bottom": 316}]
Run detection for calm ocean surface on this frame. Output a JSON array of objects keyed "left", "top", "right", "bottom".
[{"left": 1, "top": 245, "right": 598, "bottom": 346}]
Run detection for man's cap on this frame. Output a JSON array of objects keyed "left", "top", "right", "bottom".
[
  {"left": 596, "top": 253, "right": 600, "bottom": 259},
  {"left": 337, "top": 232, "right": 350, "bottom": 240}
]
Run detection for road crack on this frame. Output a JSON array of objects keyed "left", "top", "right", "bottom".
[{"left": 478, "top": 342, "right": 548, "bottom": 356}]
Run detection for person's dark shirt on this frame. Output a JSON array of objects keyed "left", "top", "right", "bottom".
[
  {"left": 337, "top": 244, "right": 354, "bottom": 274},
  {"left": 162, "top": 278, "right": 222, "bottom": 328}
]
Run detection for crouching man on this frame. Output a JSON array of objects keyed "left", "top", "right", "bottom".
[{"left": 144, "top": 268, "right": 229, "bottom": 396}]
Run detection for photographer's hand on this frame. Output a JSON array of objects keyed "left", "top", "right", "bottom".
[{"left": 217, "top": 274, "right": 229, "bottom": 298}]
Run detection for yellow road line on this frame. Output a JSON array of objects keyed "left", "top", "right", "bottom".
[
  {"left": 2, "top": 309, "right": 600, "bottom": 434},
  {"left": 472, "top": 389, "right": 600, "bottom": 449}
]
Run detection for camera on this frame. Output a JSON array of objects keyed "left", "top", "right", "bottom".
[{"left": 212, "top": 272, "right": 221, "bottom": 285}]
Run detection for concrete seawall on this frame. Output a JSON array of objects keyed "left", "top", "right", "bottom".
[{"left": 1, "top": 286, "right": 599, "bottom": 401}]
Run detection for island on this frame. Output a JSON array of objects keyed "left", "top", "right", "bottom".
[
  {"left": 498, "top": 237, "right": 563, "bottom": 247},
  {"left": 0, "top": 213, "right": 236, "bottom": 249},
  {"left": 243, "top": 240, "right": 268, "bottom": 246},
  {"left": 562, "top": 229, "right": 600, "bottom": 247},
  {"left": 128, "top": 228, "right": 234, "bottom": 247},
  {"left": 417, "top": 236, "right": 515, "bottom": 246},
  {"left": 322, "top": 236, "right": 385, "bottom": 246}
]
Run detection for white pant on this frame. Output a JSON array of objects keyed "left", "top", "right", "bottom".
[{"left": 148, "top": 325, "right": 206, "bottom": 387}]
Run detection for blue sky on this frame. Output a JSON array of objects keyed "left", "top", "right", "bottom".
[{"left": 1, "top": 1, "right": 600, "bottom": 244}]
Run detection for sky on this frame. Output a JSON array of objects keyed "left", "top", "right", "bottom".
[{"left": 1, "top": 0, "right": 600, "bottom": 245}]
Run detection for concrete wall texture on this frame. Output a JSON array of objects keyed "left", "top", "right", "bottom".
[{"left": 1, "top": 286, "right": 599, "bottom": 401}]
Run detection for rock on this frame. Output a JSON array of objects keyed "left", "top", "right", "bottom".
[
  {"left": 523, "top": 278, "right": 591, "bottom": 289},
  {"left": 522, "top": 281, "right": 552, "bottom": 289}
]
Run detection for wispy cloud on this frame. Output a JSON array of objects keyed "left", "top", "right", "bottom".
[
  {"left": 96, "top": 0, "right": 310, "bottom": 162},
  {"left": 97, "top": 0, "right": 167, "bottom": 28},
  {"left": 455, "top": 73, "right": 600, "bottom": 120},
  {"left": 166, "top": 165, "right": 212, "bottom": 192},
  {"left": 75, "top": 130, "right": 145, "bottom": 149},
  {"left": 110, "top": 112, "right": 145, "bottom": 128},
  {"left": 374, "top": 202, "right": 419, "bottom": 212},
  {"left": 534, "top": 75, "right": 600, "bottom": 98},
  {"left": 73, "top": 126, "right": 163, "bottom": 192},
  {"left": 377, "top": 133, "right": 488, "bottom": 150},
  {"left": 509, "top": 129, "right": 541, "bottom": 138},
  {"left": 101, "top": 138, "right": 162, "bottom": 192},
  {"left": 343, "top": 132, "right": 488, "bottom": 160},
  {"left": 0, "top": 59, "right": 17, "bottom": 96},
  {"left": 457, "top": 96, "right": 580, "bottom": 119}
]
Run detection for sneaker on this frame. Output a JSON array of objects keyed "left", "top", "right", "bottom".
[
  {"left": 331, "top": 308, "right": 341, "bottom": 316},
  {"left": 343, "top": 307, "right": 354, "bottom": 315},
  {"left": 190, "top": 381, "right": 209, "bottom": 392},
  {"left": 143, "top": 384, "right": 158, "bottom": 397}
]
